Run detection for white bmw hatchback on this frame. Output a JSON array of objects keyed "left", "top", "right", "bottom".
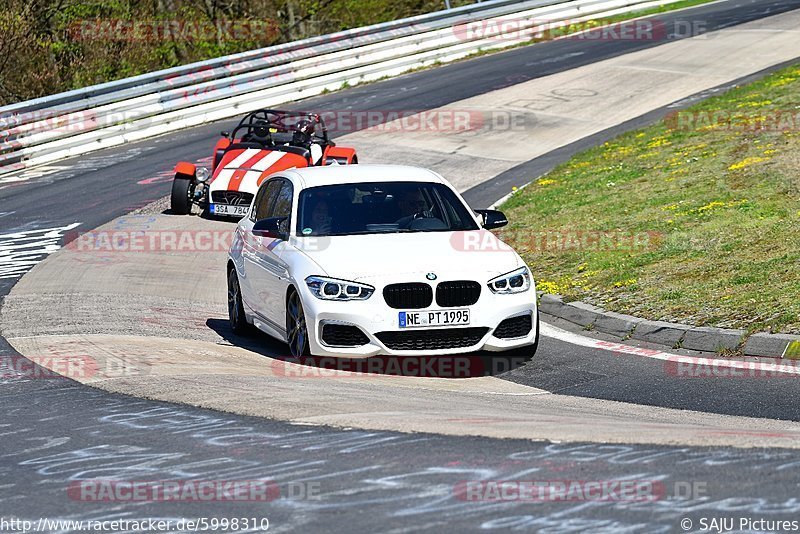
[{"left": 227, "top": 164, "right": 539, "bottom": 358}]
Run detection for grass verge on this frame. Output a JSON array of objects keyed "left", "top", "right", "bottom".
[{"left": 500, "top": 64, "right": 800, "bottom": 334}]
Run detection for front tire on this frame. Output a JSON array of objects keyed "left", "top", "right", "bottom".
[
  {"left": 227, "top": 269, "right": 251, "bottom": 335},
  {"left": 171, "top": 177, "right": 194, "bottom": 215},
  {"left": 286, "top": 290, "right": 311, "bottom": 358}
]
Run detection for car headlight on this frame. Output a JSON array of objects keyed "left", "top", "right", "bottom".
[
  {"left": 196, "top": 167, "right": 210, "bottom": 183},
  {"left": 306, "top": 276, "right": 374, "bottom": 301},
  {"left": 488, "top": 266, "right": 531, "bottom": 294}
]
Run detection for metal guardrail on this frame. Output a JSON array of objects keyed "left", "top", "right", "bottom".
[
  {"left": 0, "top": 0, "right": 682, "bottom": 175},
  {"left": 0, "top": 0, "right": 536, "bottom": 116}
]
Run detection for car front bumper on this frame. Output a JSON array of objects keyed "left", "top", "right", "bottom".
[{"left": 298, "top": 280, "right": 538, "bottom": 358}]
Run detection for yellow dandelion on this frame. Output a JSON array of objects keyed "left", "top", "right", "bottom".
[{"left": 728, "top": 157, "right": 769, "bottom": 171}]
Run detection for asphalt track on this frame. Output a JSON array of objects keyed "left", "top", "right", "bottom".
[{"left": 2, "top": 0, "right": 800, "bottom": 531}]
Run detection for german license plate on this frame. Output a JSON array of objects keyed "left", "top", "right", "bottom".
[{"left": 399, "top": 309, "right": 470, "bottom": 328}]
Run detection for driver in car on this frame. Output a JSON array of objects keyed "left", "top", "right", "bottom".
[
  {"left": 395, "top": 189, "right": 429, "bottom": 228},
  {"left": 304, "top": 198, "right": 333, "bottom": 235},
  {"left": 293, "top": 119, "right": 324, "bottom": 165},
  {"left": 244, "top": 120, "right": 273, "bottom": 146},
  {"left": 292, "top": 119, "right": 314, "bottom": 148}
]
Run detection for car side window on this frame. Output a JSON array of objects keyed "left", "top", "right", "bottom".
[
  {"left": 269, "top": 180, "right": 294, "bottom": 237},
  {"left": 272, "top": 181, "right": 293, "bottom": 219},
  {"left": 251, "top": 180, "right": 282, "bottom": 222}
]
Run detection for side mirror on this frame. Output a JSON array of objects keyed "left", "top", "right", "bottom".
[
  {"left": 475, "top": 209, "right": 508, "bottom": 230},
  {"left": 253, "top": 217, "right": 288, "bottom": 240},
  {"left": 220, "top": 131, "right": 230, "bottom": 138}
]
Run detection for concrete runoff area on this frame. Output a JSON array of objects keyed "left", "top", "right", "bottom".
[{"left": 340, "top": 10, "right": 800, "bottom": 191}]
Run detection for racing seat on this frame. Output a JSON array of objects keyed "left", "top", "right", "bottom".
[{"left": 310, "top": 144, "right": 323, "bottom": 165}]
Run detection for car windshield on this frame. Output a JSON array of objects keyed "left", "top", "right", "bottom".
[{"left": 296, "top": 181, "right": 480, "bottom": 236}]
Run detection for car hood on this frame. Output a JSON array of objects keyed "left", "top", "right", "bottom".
[
  {"left": 294, "top": 230, "right": 523, "bottom": 282},
  {"left": 210, "top": 148, "right": 307, "bottom": 194}
]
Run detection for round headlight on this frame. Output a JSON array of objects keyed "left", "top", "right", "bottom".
[
  {"left": 345, "top": 285, "right": 361, "bottom": 297},
  {"left": 196, "top": 167, "right": 210, "bottom": 183},
  {"left": 322, "top": 282, "right": 341, "bottom": 298}
]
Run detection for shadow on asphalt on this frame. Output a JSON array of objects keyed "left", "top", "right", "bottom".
[
  {"left": 161, "top": 207, "right": 244, "bottom": 221},
  {"left": 206, "top": 318, "right": 533, "bottom": 378}
]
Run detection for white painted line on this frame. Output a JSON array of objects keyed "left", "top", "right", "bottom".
[
  {"left": 541, "top": 321, "right": 800, "bottom": 377},
  {"left": 488, "top": 181, "right": 531, "bottom": 210}
]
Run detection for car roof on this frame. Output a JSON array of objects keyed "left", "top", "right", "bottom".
[{"left": 281, "top": 164, "right": 446, "bottom": 189}]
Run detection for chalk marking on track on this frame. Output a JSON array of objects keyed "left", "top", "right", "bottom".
[{"left": 0, "top": 223, "right": 81, "bottom": 280}]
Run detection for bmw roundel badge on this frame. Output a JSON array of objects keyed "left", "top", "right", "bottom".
[{"left": 426, "top": 273, "right": 437, "bottom": 281}]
